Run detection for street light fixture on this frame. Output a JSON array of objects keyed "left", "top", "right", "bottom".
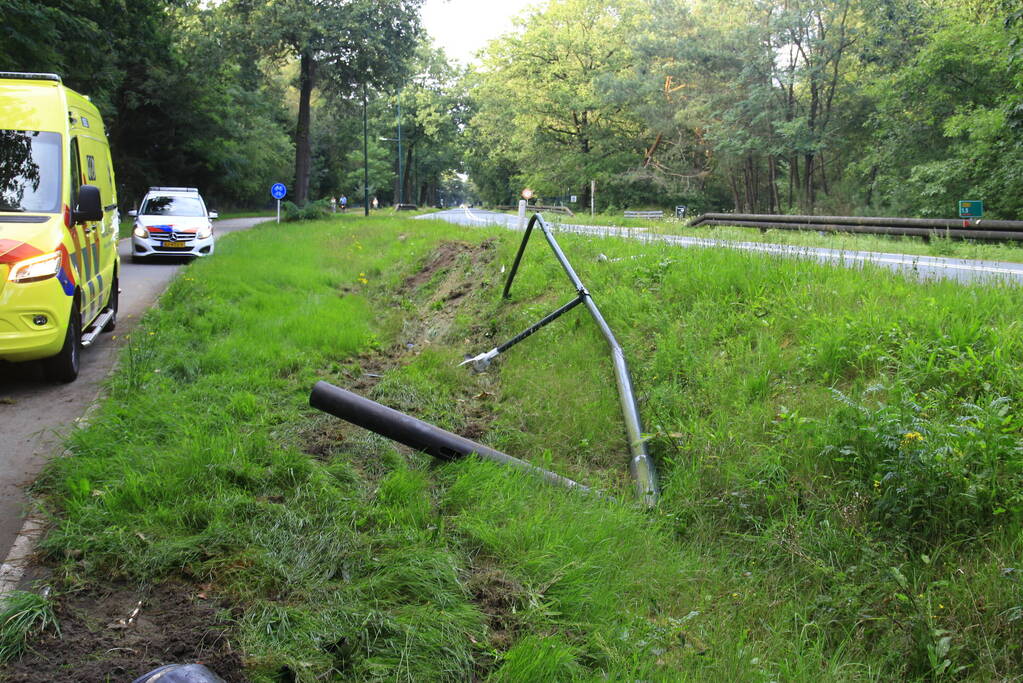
[
  {"left": 381, "top": 91, "right": 404, "bottom": 206},
  {"left": 379, "top": 133, "right": 403, "bottom": 206},
  {"left": 363, "top": 83, "right": 369, "bottom": 216}
]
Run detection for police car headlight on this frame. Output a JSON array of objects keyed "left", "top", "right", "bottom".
[
  {"left": 133, "top": 225, "right": 148, "bottom": 238},
  {"left": 196, "top": 224, "right": 213, "bottom": 239},
  {"left": 9, "top": 251, "right": 62, "bottom": 283}
]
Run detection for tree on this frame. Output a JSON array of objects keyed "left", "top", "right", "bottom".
[
  {"left": 386, "top": 45, "right": 469, "bottom": 206},
  {"left": 246, "top": 0, "right": 423, "bottom": 204},
  {"left": 0, "top": 1, "right": 107, "bottom": 86},
  {"left": 468, "top": 0, "right": 649, "bottom": 209}
]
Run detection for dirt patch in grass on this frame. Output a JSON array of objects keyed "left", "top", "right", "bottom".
[
  {"left": 3, "top": 582, "right": 243, "bottom": 683},
  {"left": 303, "top": 239, "right": 502, "bottom": 472},
  {"left": 464, "top": 561, "right": 527, "bottom": 677},
  {"left": 465, "top": 565, "right": 525, "bottom": 649},
  {"left": 400, "top": 239, "right": 499, "bottom": 351},
  {"left": 400, "top": 239, "right": 494, "bottom": 294}
]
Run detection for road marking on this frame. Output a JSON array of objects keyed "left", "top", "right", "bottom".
[
  {"left": 0, "top": 517, "right": 45, "bottom": 598},
  {"left": 0, "top": 390, "right": 105, "bottom": 600},
  {"left": 422, "top": 210, "right": 1023, "bottom": 283}
]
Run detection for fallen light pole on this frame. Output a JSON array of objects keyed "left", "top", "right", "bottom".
[
  {"left": 309, "top": 381, "right": 588, "bottom": 493},
  {"left": 464, "top": 213, "right": 659, "bottom": 507}
]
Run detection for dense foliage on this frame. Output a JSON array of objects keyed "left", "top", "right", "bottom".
[
  {"left": 0, "top": 0, "right": 451, "bottom": 210},
  {"left": 5, "top": 0, "right": 1016, "bottom": 217},
  {"left": 465, "top": 0, "right": 1023, "bottom": 218}
]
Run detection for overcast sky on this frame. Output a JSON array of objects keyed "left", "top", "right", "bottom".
[{"left": 421, "top": 0, "right": 540, "bottom": 65}]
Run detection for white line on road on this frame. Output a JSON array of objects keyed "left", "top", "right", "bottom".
[{"left": 419, "top": 210, "right": 1023, "bottom": 283}]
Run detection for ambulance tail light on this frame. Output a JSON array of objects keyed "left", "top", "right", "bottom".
[
  {"left": 63, "top": 204, "right": 71, "bottom": 228},
  {"left": 8, "top": 251, "right": 62, "bottom": 284}
]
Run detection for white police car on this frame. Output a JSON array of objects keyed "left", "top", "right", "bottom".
[{"left": 129, "top": 187, "right": 217, "bottom": 262}]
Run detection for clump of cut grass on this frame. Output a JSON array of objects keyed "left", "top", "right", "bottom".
[{"left": 0, "top": 590, "right": 58, "bottom": 664}]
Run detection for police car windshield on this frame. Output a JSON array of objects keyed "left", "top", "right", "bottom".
[
  {"left": 0, "top": 130, "right": 61, "bottom": 213},
  {"left": 141, "top": 195, "right": 205, "bottom": 217}
]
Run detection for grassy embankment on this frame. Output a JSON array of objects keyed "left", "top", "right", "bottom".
[
  {"left": 542, "top": 211, "right": 1023, "bottom": 264},
  {"left": 4, "top": 214, "right": 1023, "bottom": 680}
]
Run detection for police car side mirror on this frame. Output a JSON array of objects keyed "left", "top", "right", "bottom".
[
  {"left": 74, "top": 185, "right": 103, "bottom": 223},
  {"left": 209, "top": 211, "right": 219, "bottom": 219},
  {"left": 128, "top": 210, "right": 138, "bottom": 217}
]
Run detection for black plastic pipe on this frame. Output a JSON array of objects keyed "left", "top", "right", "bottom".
[
  {"left": 309, "top": 381, "right": 588, "bottom": 492},
  {"left": 503, "top": 214, "right": 658, "bottom": 507}
]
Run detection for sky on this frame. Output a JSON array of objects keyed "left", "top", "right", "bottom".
[{"left": 420, "top": 0, "right": 539, "bottom": 65}]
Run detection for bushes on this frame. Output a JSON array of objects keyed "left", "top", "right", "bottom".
[
  {"left": 282, "top": 199, "right": 331, "bottom": 222},
  {"left": 824, "top": 385, "right": 1023, "bottom": 544}
]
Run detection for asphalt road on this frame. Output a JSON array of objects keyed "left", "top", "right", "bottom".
[
  {"left": 418, "top": 208, "right": 1023, "bottom": 285},
  {"left": 0, "top": 217, "right": 269, "bottom": 561}
]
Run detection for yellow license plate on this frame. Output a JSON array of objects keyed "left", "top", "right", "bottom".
[{"left": 163, "top": 240, "right": 187, "bottom": 248}]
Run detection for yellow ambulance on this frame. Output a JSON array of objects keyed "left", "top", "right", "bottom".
[{"left": 0, "top": 72, "right": 119, "bottom": 382}]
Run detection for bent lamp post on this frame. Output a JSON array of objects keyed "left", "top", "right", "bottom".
[
  {"left": 462, "top": 213, "right": 659, "bottom": 507},
  {"left": 309, "top": 381, "right": 589, "bottom": 494}
]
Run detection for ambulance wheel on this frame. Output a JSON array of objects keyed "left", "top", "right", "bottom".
[
  {"left": 102, "top": 274, "right": 118, "bottom": 332},
  {"left": 45, "top": 305, "right": 81, "bottom": 383}
]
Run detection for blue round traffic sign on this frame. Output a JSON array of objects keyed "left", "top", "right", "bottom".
[{"left": 270, "top": 183, "right": 287, "bottom": 200}]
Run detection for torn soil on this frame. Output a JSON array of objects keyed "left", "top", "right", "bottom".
[
  {"left": 301, "top": 238, "right": 504, "bottom": 481},
  {"left": 2, "top": 582, "right": 244, "bottom": 682},
  {"left": 300, "top": 239, "right": 533, "bottom": 669},
  {"left": 3, "top": 239, "right": 523, "bottom": 681}
]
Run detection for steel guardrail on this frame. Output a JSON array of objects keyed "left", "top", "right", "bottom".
[{"left": 689, "top": 212, "right": 1023, "bottom": 241}]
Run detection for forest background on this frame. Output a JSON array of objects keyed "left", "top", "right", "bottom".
[{"left": 2, "top": 0, "right": 1022, "bottom": 218}]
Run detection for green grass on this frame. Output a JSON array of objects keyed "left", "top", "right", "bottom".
[
  {"left": 0, "top": 591, "right": 58, "bottom": 664},
  {"left": 540, "top": 211, "right": 1023, "bottom": 264},
  {"left": 26, "top": 213, "right": 1023, "bottom": 680}
]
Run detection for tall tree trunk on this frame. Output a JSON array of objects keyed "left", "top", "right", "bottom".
[
  {"left": 789, "top": 155, "right": 798, "bottom": 210},
  {"left": 865, "top": 165, "right": 878, "bottom": 207},
  {"left": 803, "top": 153, "right": 815, "bottom": 212},
  {"left": 818, "top": 150, "right": 830, "bottom": 196},
  {"left": 768, "top": 155, "right": 779, "bottom": 214},
  {"left": 294, "top": 50, "right": 315, "bottom": 205},
  {"left": 744, "top": 156, "right": 755, "bottom": 213}
]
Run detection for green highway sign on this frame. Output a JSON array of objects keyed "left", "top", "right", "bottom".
[{"left": 958, "top": 200, "right": 983, "bottom": 218}]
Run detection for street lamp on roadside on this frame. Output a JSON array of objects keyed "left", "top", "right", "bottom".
[
  {"left": 379, "top": 135, "right": 403, "bottom": 206},
  {"left": 381, "top": 90, "right": 403, "bottom": 206},
  {"left": 362, "top": 83, "right": 369, "bottom": 216}
]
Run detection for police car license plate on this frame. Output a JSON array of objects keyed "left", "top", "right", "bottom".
[{"left": 163, "top": 240, "right": 187, "bottom": 248}]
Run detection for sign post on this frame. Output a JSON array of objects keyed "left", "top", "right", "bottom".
[
  {"left": 958, "top": 200, "right": 983, "bottom": 228},
  {"left": 271, "top": 183, "right": 287, "bottom": 223}
]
